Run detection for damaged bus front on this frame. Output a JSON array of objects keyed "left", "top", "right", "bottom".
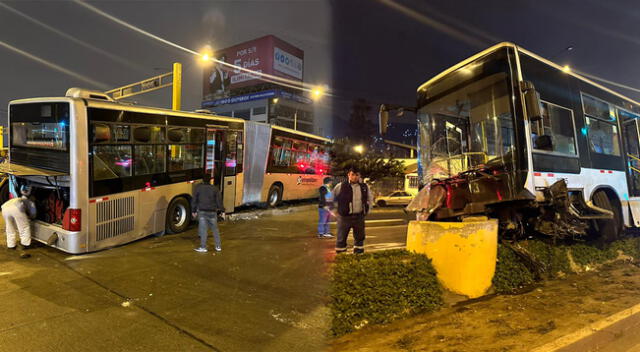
[{"left": 413, "top": 43, "right": 621, "bottom": 240}]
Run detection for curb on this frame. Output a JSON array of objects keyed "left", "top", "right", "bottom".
[{"left": 227, "top": 204, "right": 316, "bottom": 221}]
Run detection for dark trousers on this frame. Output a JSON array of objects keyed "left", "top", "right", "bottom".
[{"left": 335, "top": 214, "right": 365, "bottom": 253}]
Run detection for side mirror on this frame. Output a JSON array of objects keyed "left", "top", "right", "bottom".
[
  {"left": 378, "top": 104, "right": 389, "bottom": 135},
  {"left": 521, "top": 81, "right": 543, "bottom": 122}
]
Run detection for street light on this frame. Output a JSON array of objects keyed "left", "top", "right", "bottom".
[
  {"left": 562, "top": 65, "right": 571, "bottom": 73},
  {"left": 353, "top": 145, "right": 364, "bottom": 154},
  {"left": 312, "top": 86, "right": 324, "bottom": 100},
  {"left": 199, "top": 45, "right": 213, "bottom": 64}
]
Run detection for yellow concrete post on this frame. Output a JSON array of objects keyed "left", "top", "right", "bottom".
[
  {"left": 406, "top": 218, "right": 498, "bottom": 298},
  {"left": 172, "top": 62, "right": 182, "bottom": 111}
]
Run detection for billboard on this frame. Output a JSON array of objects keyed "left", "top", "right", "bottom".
[{"left": 203, "top": 35, "right": 304, "bottom": 101}]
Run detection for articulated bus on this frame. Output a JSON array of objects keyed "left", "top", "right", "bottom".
[
  {"left": 413, "top": 42, "right": 640, "bottom": 241},
  {"left": 2, "top": 88, "right": 330, "bottom": 253}
]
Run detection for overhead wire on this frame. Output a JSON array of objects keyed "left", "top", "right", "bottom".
[
  {"left": 0, "top": 2, "right": 149, "bottom": 74},
  {"left": 0, "top": 40, "right": 109, "bottom": 89}
]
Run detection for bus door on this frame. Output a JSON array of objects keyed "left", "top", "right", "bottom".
[
  {"left": 206, "top": 127, "right": 239, "bottom": 212},
  {"left": 623, "top": 119, "right": 640, "bottom": 197},
  {"left": 206, "top": 128, "right": 225, "bottom": 187}
]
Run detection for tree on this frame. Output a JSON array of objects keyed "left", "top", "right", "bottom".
[{"left": 330, "top": 138, "right": 405, "bottom": 181}]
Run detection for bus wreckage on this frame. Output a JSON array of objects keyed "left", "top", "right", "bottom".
[{"left": 384, "top": 42, "right": 640, "bottom": 242}]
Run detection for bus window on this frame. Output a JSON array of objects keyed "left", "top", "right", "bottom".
[
  {"left": 114, "top": 125, "right": 130, "bottom": 142},
  {"left": 236, "top": 132, "right": 243, "bottom": 173},
  {"left": 92, "top": 124, "right": 111, "bottom": 143},
  {"left": 133, "top": 126, "right": 165, "bottom": 143},
  {"left": 168, "top": 127, "right": 204, "bottom": 143},
  {"left": 134, "top": 145, "right": 165, "bottom": 175},
  {"left": 188, "top": 128, "right": 205, "bottom": 143},
  {"left": 168, "top": 128, "right": 184, "bottom": 143},
  {"left": 93, "top": 145, "right": 132, "bottom": 180},
  {"left": 168, "top": 144, "right": 203, "bottom": 171},
  {"left": 225, "top": 131, "right": 238, "bottom": 175},
  {"left": 582, "top": 93, "right": 621, "bottom": 156},
  {"left": 586, "top": 117, "right": 621, "bottom": 156},
  {"left": 531, "top": 102, "right": 577, "bottom": 156}
]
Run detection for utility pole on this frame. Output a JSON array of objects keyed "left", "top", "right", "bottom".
[{"left": 172, "top": 62, "right": 182, "bottom": 111}]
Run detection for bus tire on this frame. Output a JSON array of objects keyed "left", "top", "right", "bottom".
[
  {"left": 592, "top": 190, "right": 622, "bottom": 243},
  {"left": 377, "top": 200, "right": 387, "bottom": 207},
  {"left": 166, "top": 197, "right": 191, "bottom": 234},
  {"left": 0, "top": 179, "right": 9, "bottom": 204},
  {"left": 267, "top": 184, "right": 283, "bottom": 207}
]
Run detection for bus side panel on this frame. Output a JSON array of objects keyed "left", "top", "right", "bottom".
[
  {"left": 235, "top": 172, "right": 244, "bottom": 208},
  {"left": 261, "top": 173, "right": 323, "bottom": 202},
  {"left": 87, "top": 182, "right": 195, "bottom": 252},
  {"left": 533, "top": 168, "right": 630, "bottom": 226}
]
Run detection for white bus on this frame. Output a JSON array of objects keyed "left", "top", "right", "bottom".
[
  {"left": 413, "top": 42, "right": 640, "bottom": 242},
  {"left": 2, "top": 88, "right": 331, "bottom": 253}
]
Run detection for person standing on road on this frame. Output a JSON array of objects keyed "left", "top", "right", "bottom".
[
  {"left": 332, "top": 169, "right": 373, "bottom": 254},
  {"left": 2, "top": 185, "right": 36, "bottom": 259},
  {"left": 191, "top": 174, "right": 224, "bottom": 253},
  {"left": 317, "top": 177, "right": 334, "bottom": 238}
]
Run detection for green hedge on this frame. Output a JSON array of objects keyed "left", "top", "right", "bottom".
[
  {"left": 493, "top": 238, "right": 640, "bottom": 293},
  {"left": 329, "top": 249, "right": 443, "bottom": 336},
  {"left": 330, "top": 238, "right": 640, "bottom": 337},
  {"left": 492, "top": 244, "right": 536, "bottom": 294}
]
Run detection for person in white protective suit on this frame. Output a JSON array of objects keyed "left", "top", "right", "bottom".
[{"left": 2, "top": 185, "right": 36, "bottom": 258}]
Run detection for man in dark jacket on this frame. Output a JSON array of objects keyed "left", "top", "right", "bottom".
[
  {"left": 191, "top": 174, "right": 224, "bottom": 253},
  {"left": 332, "top": 168, "right": 373, "bottom": 254}
]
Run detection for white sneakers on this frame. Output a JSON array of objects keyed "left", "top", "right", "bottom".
[{"left": 194, "top": 246, "right": 221, "bottom": 253}]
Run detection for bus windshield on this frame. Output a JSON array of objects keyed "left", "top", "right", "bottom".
[{"left": 417, "top": 60, "right": 515, "bottom": 180}]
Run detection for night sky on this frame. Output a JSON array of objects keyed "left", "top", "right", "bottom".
[
  {"left": 332, "top": 0, "right": 640, "bottom": 141},
  {"left": 2, "top": 0, "right": 640, "bottom": 142}
]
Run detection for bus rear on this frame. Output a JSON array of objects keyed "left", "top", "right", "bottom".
[{"left": 4, "top": 98, "right": 88, "bottom": 253}]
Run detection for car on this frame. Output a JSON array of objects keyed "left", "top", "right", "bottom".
[{"left": 374, "top": 191, "right": 413, "bottom": 207}]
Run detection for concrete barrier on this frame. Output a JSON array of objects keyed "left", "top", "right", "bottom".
[{"left": 406, "top": 218, "right": 498, "bottom": 298}]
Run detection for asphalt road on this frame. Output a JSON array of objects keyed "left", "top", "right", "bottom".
[{"left": 0, "top": 206, "right": 408, "bottom": 352}]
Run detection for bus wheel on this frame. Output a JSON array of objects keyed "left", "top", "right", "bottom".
[
  {"left": 377, "top": 200, "right": 387, "bottom": 207},
  {"left": 592, "top": 190, "right": 622, "bottom": 243},
  {"left": 267, "top": 184, "right": 283, "bottom": 207},
  {"left": 0, "top": 180, "right": 9, "bottom": 204},
  {"left": 166, "top": 197, "right": 191, "bottom": 234}
]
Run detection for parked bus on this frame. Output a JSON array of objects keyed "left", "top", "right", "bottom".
[
  {"left": 409, "top": 42, "right": 640, "bottom": 242},
  {"left": 2, "top": 88, "right": 330, "bottom": 253}
]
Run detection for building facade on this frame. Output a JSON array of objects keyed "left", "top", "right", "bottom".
[{"left": 201, "top": 35, "right": 315, "bottom": 134}]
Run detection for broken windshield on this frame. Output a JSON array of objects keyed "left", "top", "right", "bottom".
[{"left": 418, "top": 70, "right": 515, "bottom": 181}]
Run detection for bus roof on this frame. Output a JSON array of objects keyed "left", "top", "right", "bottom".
[
  {"left": 9, "top": 95, "right": 332, "bottom": 143},
  {"left": 417, "top": 42, "right": 640, "bottom": 109}
]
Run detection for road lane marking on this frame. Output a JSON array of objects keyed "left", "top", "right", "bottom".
[{"left": 532, "top": 302, "right": 640, "bottom": 352}]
